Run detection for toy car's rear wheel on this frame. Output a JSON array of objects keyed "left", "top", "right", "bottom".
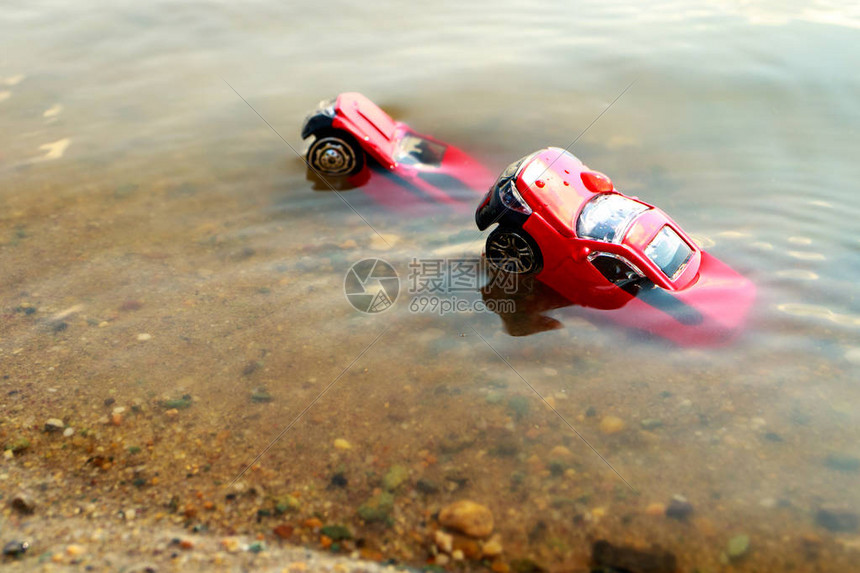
[
  {"left": 485, "top": 227, "right": 543, "bottom": 275},
  {"left": 306, "top": 130, "right": 364, "bottom": 177}
]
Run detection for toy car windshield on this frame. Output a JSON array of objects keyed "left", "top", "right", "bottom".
[
  {"left": 576, "top": 194, "right": 648, "bottom": 244},
  {"left": 645, "top": 226, "right": 694, "bottom": 279},
  {"left": 395, "top": 134, "right": 447, "bottom": 166}
]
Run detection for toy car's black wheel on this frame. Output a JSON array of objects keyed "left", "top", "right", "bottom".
[
  {"left": 306, "top": 130, "right": 364, "bottom": 177},
  {"left": 485, "top": 227, "right": 543, "bottom": 275}
]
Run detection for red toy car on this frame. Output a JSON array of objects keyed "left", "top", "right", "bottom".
[
  {"left": 301, "top": 93, "right": 491, "bottom": 209},
  {"left": 476, "top": 147, "right": 755, "bottom": 343}
]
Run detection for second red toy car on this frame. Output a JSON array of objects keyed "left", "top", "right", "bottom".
[{"left": 301, "top": 92, "right": 492, "bottom": 209}]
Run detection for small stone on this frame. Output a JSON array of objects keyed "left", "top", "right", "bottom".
[
  {"left": 333, "top": 438, "right": 352, "bottom": 450},
  {"left": 357, "top": 492, "right": 394, "bottom": 523},
  {"left": 435, "top": 530, "right": 454, "bottom": 553},
  {"left": 63, "top": 427, "right": 75, "bottom": 437},
  {"left": 382, "top": 465, "right": 409, "bottom": 491},
  {"left": 666, "top": 495, "right": 693, "bottom": 520},
  {"left": 250, "top": 388, "right": 273, "bottom": 403},
  {"left": 439, "top": 500, "right": 494, "bottom": 538},
  {"left": 599, "top": 416, "right": 626, "bottom": 435},
  {"left": 645, "top": 502, "right": 666, "bottom": 516},
  {"left": 248, "top": 541, "right": 265, "bottom": 553},
  {"left": 45, "top": 418, "right": 64, "bottom": 432},
  {"left": 10, "top": 492, "right": 36, "bottom": 514},
  {"left": 119, "top": 300, "right": 143, "bottom": 312},
  {"left": 592, "top": 540, "right": 676, "bottom": 573},
  {"left": 273, "top": 524, "right": 294, "bottom": 539},
  {"left": 66, "top": 544, "right": 85, "bottom": 557},
  {"left": 824, "top": 453, "right": 860, "bottom": 472},
  {"left": 452, "top": 549, "right": 465, "bottom": 561},
  {"left": 137, "top": 333, "right": 152, "bottom": 341},
  {"left": 548, "top": 445, "right": 574, "bottom": 460},
  {"left": 417, "top": 478, "right": 439, "bottom": 494},
  {"left": 435, "top": 553, "right": 450, "bottom": 566},
  {"left": 242, "top": 361, "right": 261, "bottom": 376},
  {"left": 454, "top": 537, "right": 482, "bottom": 560},
  {"left": 329, "top": 472, "right": 348, "bottom": 488},
  {"left": 160, "top": 396, "right": 192, "bottom": 409},
  {"left": 640, "top": 418, "right": 663, "bottom": 430},
  {"left": 165, "top": 408, "right": 179, "bottom": 418},
  {"left": 320, "top": 525, "right": 351, "bottom": 541},
  {"left": 507, "top": 396, "right": 530, "bottom": 419},
  {"left": 727, "top": 534, "right": 750, "bottom": 559},
  {"left": 763, "top": 431, "right": 783, "bottom": 442},
  {"left": 10, "top": 437, "right": 31, "bottom": 453},
  {"left": 274, "top": 494, "right": 300, "bottom": 513},
  {"left": 816, "top": 506, "right": 859, "bottom": 532},
  {"left": 482, "top": 534, "right": 503, "bottom": 557},
  {"left": 3, "top": 540, "right": 29, "bottom": 557}
]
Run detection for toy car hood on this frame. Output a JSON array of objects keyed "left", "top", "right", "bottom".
[{"left": 330, "top": 92, "right": 400, "bottom": 166}]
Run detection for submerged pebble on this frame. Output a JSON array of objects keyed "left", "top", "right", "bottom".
[
  {"left": 357, "top": 492, "right": 394, "bottom": 523},
  {"left": 333, "top": 438, "right": 352, "bottom": 450},
  {"left": 816, "top": 506, "right": 859, "bottom": 532},
  {"left": 482, "top": 534, "right": 503, "bottom": 557},
  {"left": 666, "top": 495, "right": 693, "bottom": 520},
  {"left": 3, "top": 540, "right": 29, "bottom": 557},
  {"left": 416, "top": 478, "right": 439, "bottom": 494},
  {"left": 592, "top": 540, "right": 676, "bottom": 573},
  {"left": 599, "top": 416, "right": 625, "bottom": 435},
  {"left": 438, "top": 500, "right": 494, "bottom": 538},
  {"left": 824, "top": 453, "right": 860, "bottom": 472},
  {"left": 727, "top": 534, "right": 750, "bottom": 559},
  {"left": 382, "top": 465, "right": 409, "bottom": 491},
  {"left": 10, "top": 492, "right": 36, "bottom": 514}
]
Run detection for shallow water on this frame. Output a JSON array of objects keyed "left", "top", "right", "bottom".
[{"left": 2, "top": 1, "right": 859, "bottom": 570}]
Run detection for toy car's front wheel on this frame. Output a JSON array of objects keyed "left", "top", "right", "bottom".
[
  {"left": 485, "top": 227, "right": 543, "bottom": 275},
  {"left": 306, "top": 130, "right": 364, "bottom": 177}
]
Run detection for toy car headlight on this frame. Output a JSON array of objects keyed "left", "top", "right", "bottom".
[
  {"left": 499, "top": 180, "right": 532, "bottom": 215},
  {"left": 316, "top": 98, "right": 336, "bottom": 118},
  {"left": 576, "top": 194, "right": 648, "bottom": 243}
]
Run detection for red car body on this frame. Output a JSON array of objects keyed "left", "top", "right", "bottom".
[
  {"left": 477, "top": 147, "right": 755, "bottom": 345},
  {"left": 301, "top": 92, "right": 493, "bottom": 211}
]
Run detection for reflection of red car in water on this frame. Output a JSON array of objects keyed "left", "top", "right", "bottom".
[
  {"left": 300, "top": 93, "right": 492, "bottom": 209},
  {"left": 476, "top": 148, "right": 755, "bottom": 345}
]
